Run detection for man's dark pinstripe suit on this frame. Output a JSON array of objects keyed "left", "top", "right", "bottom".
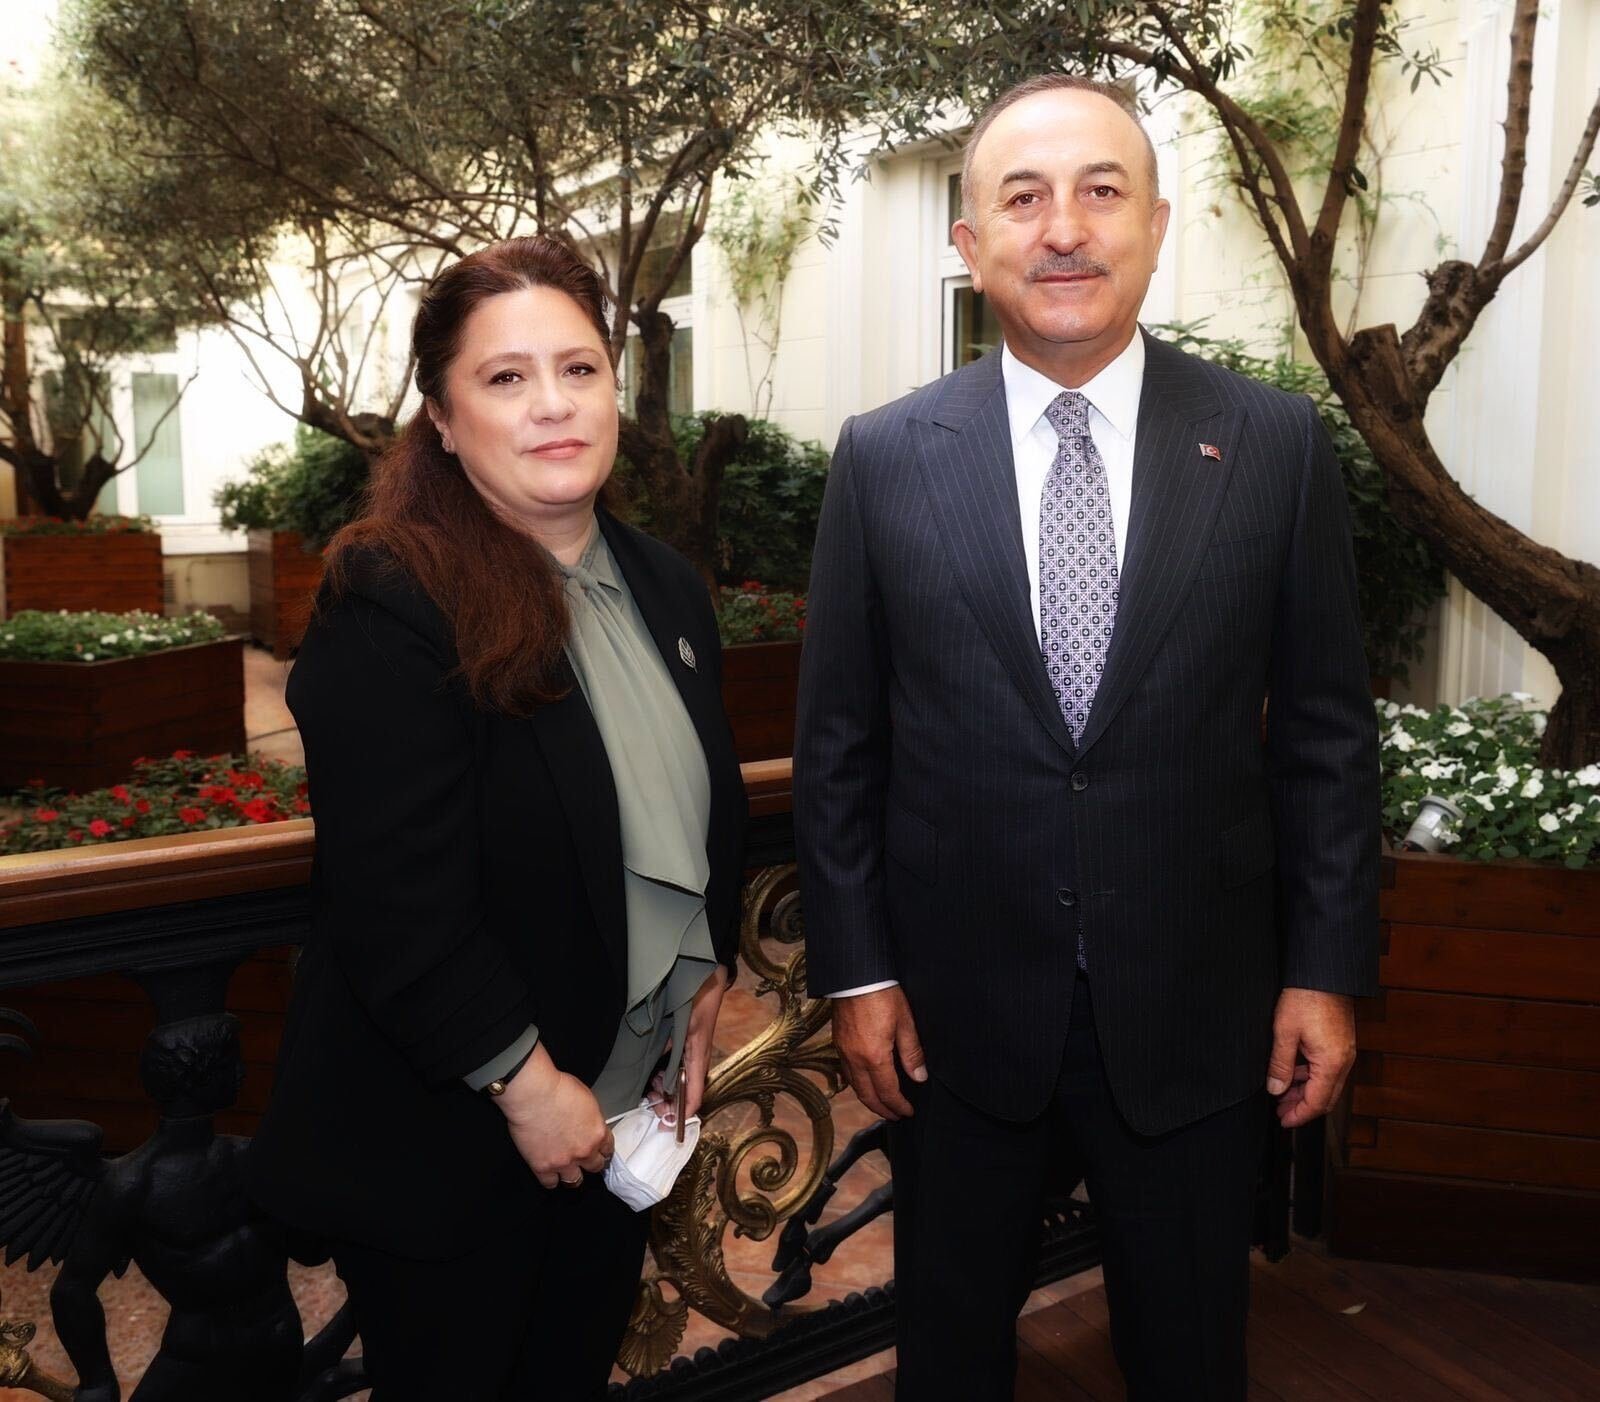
[{"left": 795, "top": 329, "right": 1379, "bottom": 1395}]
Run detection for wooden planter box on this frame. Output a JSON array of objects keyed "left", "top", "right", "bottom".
[
  {"left": 0, "top": 530, "right": 164, "bottom": 619},
  {"left": 721, "top": 639, "right": 801, "bottom": 763},
  {"left": 0, "top": 638, "right": 246, "bottom": 792},
  {"left": 1327, "top": 849, "right": 1600, "bottom": 1282},
  {"left": 248, "top": 529, "right": 324, "bottom": 659}
]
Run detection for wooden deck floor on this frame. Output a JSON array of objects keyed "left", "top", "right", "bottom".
[{"left": 821, "top": 1242, "right": 1600, "bottom": 1401}]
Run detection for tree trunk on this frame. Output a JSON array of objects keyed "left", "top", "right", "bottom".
[
  {"left": 619, "top": 306, "right": 747, "bottom": 589},
  {"left": 1330, "top": 325, "right": 1600, "bottom": 768}
]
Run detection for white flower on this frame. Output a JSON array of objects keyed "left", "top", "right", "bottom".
[
  {"left": 1538, "top": 813, "right": 1561, "bottom": 833},
  {"left": 1382, "top": 700, "right": 1402, "bottom": 719},
  {"left": 99, "top": 633, "right": 119, "bottom": 646},
  {"left": 1437, "top": 827, "right": 1462, "bottom": 846},
  {"left": 1420, "top": 761, "right": 1451, "bottom": 781},
  {"left": 1522, "top": 778, "right": 1544, "bottom": 799},
  {"left": 1474, "top": 794, "right": 1496, "bottom": 812},
  {"left": 1533, "top": 714, "right": 1547, "bottom": 735},
  {"left": 1497, "top": 766, "right": 1520, "bottom": 789},
  {"left": 1446, "top": 721, "right": 1473, "bottom": 738},
  {"left": 1511, "top": 691, "right": 1535, "bottom": 703},
  {"left": 1402, "top": 704, "right": 1429, "bottom": 719},
  {"left": 1575, "top": 765, "right": 1600, "bottom": 787},
  {"left": 1391, "top": 731, "right": 1416, "bottom": 752},
  {"left": 83, "top": 652, "right": 95, "bottom": 661}
]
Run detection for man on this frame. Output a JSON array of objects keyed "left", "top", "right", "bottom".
[{"left": 794, "top": 75, "right": 1378, "bottom": 1399}]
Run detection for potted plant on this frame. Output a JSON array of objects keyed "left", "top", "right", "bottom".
[
  {"left": 1327, "top": 695, "right": 1600, "bottom": 1281},
  {"left": 216, "top": 426, "right": 370, "bottom": 657},
  {"left": 0, "top": 610, "right": 245, "bottom": 791},
  {"left": 619, "top": 413, "right": 826, "bottom": 762},
  {"left": 0, "top": 513, "right": 166, "bottom": 619},
  {"left": 715, "top": 584, "right": 806, "bottom": 763}
]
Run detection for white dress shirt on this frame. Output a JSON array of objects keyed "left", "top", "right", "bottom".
[{"left": 825, "top": 332, "right": 1147, "bottom": 1000}]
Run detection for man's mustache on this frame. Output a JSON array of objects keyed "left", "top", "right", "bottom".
[{"left": 1027, "top": 253, "right": 1111, "bottom": 279}]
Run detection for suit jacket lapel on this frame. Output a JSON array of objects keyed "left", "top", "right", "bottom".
[
  {"left": 527, "top": 655, "right": 627, "bottom": 982},
  {"left": 1075, "top": 332, "right": 1243, "bottom": 759},
  {"left": 914, "top": 353, "right": 1077, "bottom": 759}
]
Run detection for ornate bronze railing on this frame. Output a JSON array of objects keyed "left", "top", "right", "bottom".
[{"left": 0, "top": 760, "right": 1118, "bottom": 1401}]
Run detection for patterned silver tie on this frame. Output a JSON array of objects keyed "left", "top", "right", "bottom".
[
  {"left": 1039, "top": 389, "right": 1119, "bottom": 744},
  {"left": 1040, "top": 391, "right": 1117, "bottom": 972}
]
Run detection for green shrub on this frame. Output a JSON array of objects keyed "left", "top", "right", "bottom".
[
  {"left": 1380, "top": 696, "right": 1598, "bottom": 867},
  {"left": 1151, "top": 323, "right": 1445, "bottom": 682},
  {"left": 0, "top": 752, "right": 309, "bottom": 853},
  {"left": 215, "top": 425, "right": 369, "bottom": 547},
  {"left": 0, "top": 609, "right": 225, "bottom": 662},
  {"left": 617, "top": 413, "right": 829, "bottom": 588}
]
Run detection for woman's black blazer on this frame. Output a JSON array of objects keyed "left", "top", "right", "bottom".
[{"left": 246, "top": 509, "right": 748, "bottom": 1259}]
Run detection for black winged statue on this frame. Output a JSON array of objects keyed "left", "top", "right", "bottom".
[{"left": 0, "top": 1010, "right": 363, "bottom": 1402}]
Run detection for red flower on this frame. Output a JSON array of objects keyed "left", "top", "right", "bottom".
[
  {"left": 292, "top": 797, "right": 311, "bottom": 814},
  {"left": 88, "top": 818, "right": 114, "bottom": 838},
  {"left": 225, "top": 768, "right": 265, "bottom": 791},
  {"left": 67, "top": 829, "right": 84, "bottom": 843},
  {"left": 109, "top": 785, "right": 132, "bottom": 804},
  {"left": 121, "top": 815, "right": 137, "bottom": 828},
  {"left": 132, "top": 756, "right": 149, "bottom": 767},
  {"left": 179, "top": 807, "right": 206, "bottom": 824},
  {"left": 33, "top": 807, "right": 60, "bottom": 822},
  {"left": 295, "top": 781, "right": 309, "bottom": 797},
  {"left": 199, "top": 785, "right": 238, "bottom": 804},
  {"left": 25, "top": 778, "right": 45, "bottom": 788},
  {"left": 134, "top": 798, "right": 151, "bottom": 814},
  {"left": 239, "top": 797, "right": 276, "bottom": 823},
  {"left": 172, "top": 749, "right": 197, "bottom": 760}
]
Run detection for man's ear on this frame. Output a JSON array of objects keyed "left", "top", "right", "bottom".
[
  {"left": 951, "top": 219, "right": 984, "bottom": 293},
  {"left": 1150, "top": 198, "right": 1172, "bottom": 261}
]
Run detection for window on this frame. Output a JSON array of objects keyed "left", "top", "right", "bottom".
[
  {"left": 635, "top": 241, "right": 693, "bottom": 302},
  {"left": 950, "top": 285, "right": 1003, "bottom": 368},
  {"left": 623, "top": 325, "right": 694, "bottom": 417},
  {"left": 947, "top": 171, "right": 963, "bottom": 232},
  {"left": 132, "top": 372, "right": 186, "bottom": 516},
  {"left": 42, "top": 366, "right": 119, "bottom": 514}
]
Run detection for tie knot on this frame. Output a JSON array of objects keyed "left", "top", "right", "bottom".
[{"left": 1045, "top": 390, "right": 1093, "bottom": 441}]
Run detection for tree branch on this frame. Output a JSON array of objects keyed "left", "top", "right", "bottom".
[
  {"left": 1480, "top": 0, "right": 1540, "bottom": 268},
  {"left": 1491, "top": 85, "right": 1600, "bottom": 279},
  {"left": 1306, "top": 0, "right": 1384, "bottom": 288}
]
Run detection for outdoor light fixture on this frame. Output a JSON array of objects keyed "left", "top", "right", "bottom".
[{"left": 1402, "top": 794, "right": 1466, "bottom": 852}]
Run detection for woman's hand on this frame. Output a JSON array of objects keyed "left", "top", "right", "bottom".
[
  {"left": 493, "top": 1042, "right": 614, "bottom": 1189},
  {"left": 649, "top": 966, "right": 729, "bottom": 1126}
]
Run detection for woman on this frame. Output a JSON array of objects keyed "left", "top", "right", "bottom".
[{"left": 247, "top": 236, "right": 748, "bottom": 1400}]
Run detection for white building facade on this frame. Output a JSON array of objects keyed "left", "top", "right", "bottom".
[{"left": 4, "top": 0, "right": 1597, "bottom": 708}]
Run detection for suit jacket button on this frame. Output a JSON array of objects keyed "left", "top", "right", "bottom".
[
  {"left": 1056, "top": 888, "right": 1078, "bottom": 908},
  {"left": 1071, "top": 772, "right": 1089, "bottom": 792}
]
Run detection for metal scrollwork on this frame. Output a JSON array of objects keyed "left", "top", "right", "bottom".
[
  {"left": 0, "top": 1295, "right": 72, "bottom": 1402},
  {"left": 622, "top": 863, "right": 848, "bottom": 1375}
]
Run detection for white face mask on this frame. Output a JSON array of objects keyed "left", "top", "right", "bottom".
[{"left": 603, "top": 1099, "right": 702, "bottom": 1211}]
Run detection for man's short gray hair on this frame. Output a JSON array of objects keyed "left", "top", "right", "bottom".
[{"left": 960, "top": 74, "right": 1160, "bottom": 225}]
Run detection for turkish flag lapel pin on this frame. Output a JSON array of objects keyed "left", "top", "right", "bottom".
[{"left": 1198, "top": 442, "right": 1223, "bottom": 461}]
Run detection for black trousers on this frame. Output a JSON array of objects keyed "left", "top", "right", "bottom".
[
  {"left": 889, "top": 976, "right": 1266, "bottom": 1401},
  {"left": 332, "top": 1174, "right": 651, "bottom": 1401}
]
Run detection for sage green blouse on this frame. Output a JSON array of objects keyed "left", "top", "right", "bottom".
[{"left": 557, "top": 523, "right": 719, "bottom": 1117}]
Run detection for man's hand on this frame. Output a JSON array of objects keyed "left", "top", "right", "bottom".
[
  {"left": 1267, "top": 988, "right": 1357, "bottom": 1128},
  {"left": 831, "top": 986, "right": 928, "bottom": 1120}
]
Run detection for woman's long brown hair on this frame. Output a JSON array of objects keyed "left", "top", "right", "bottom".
[{"left": 324, "top": 236, "right": 619, "bottom": 716}]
